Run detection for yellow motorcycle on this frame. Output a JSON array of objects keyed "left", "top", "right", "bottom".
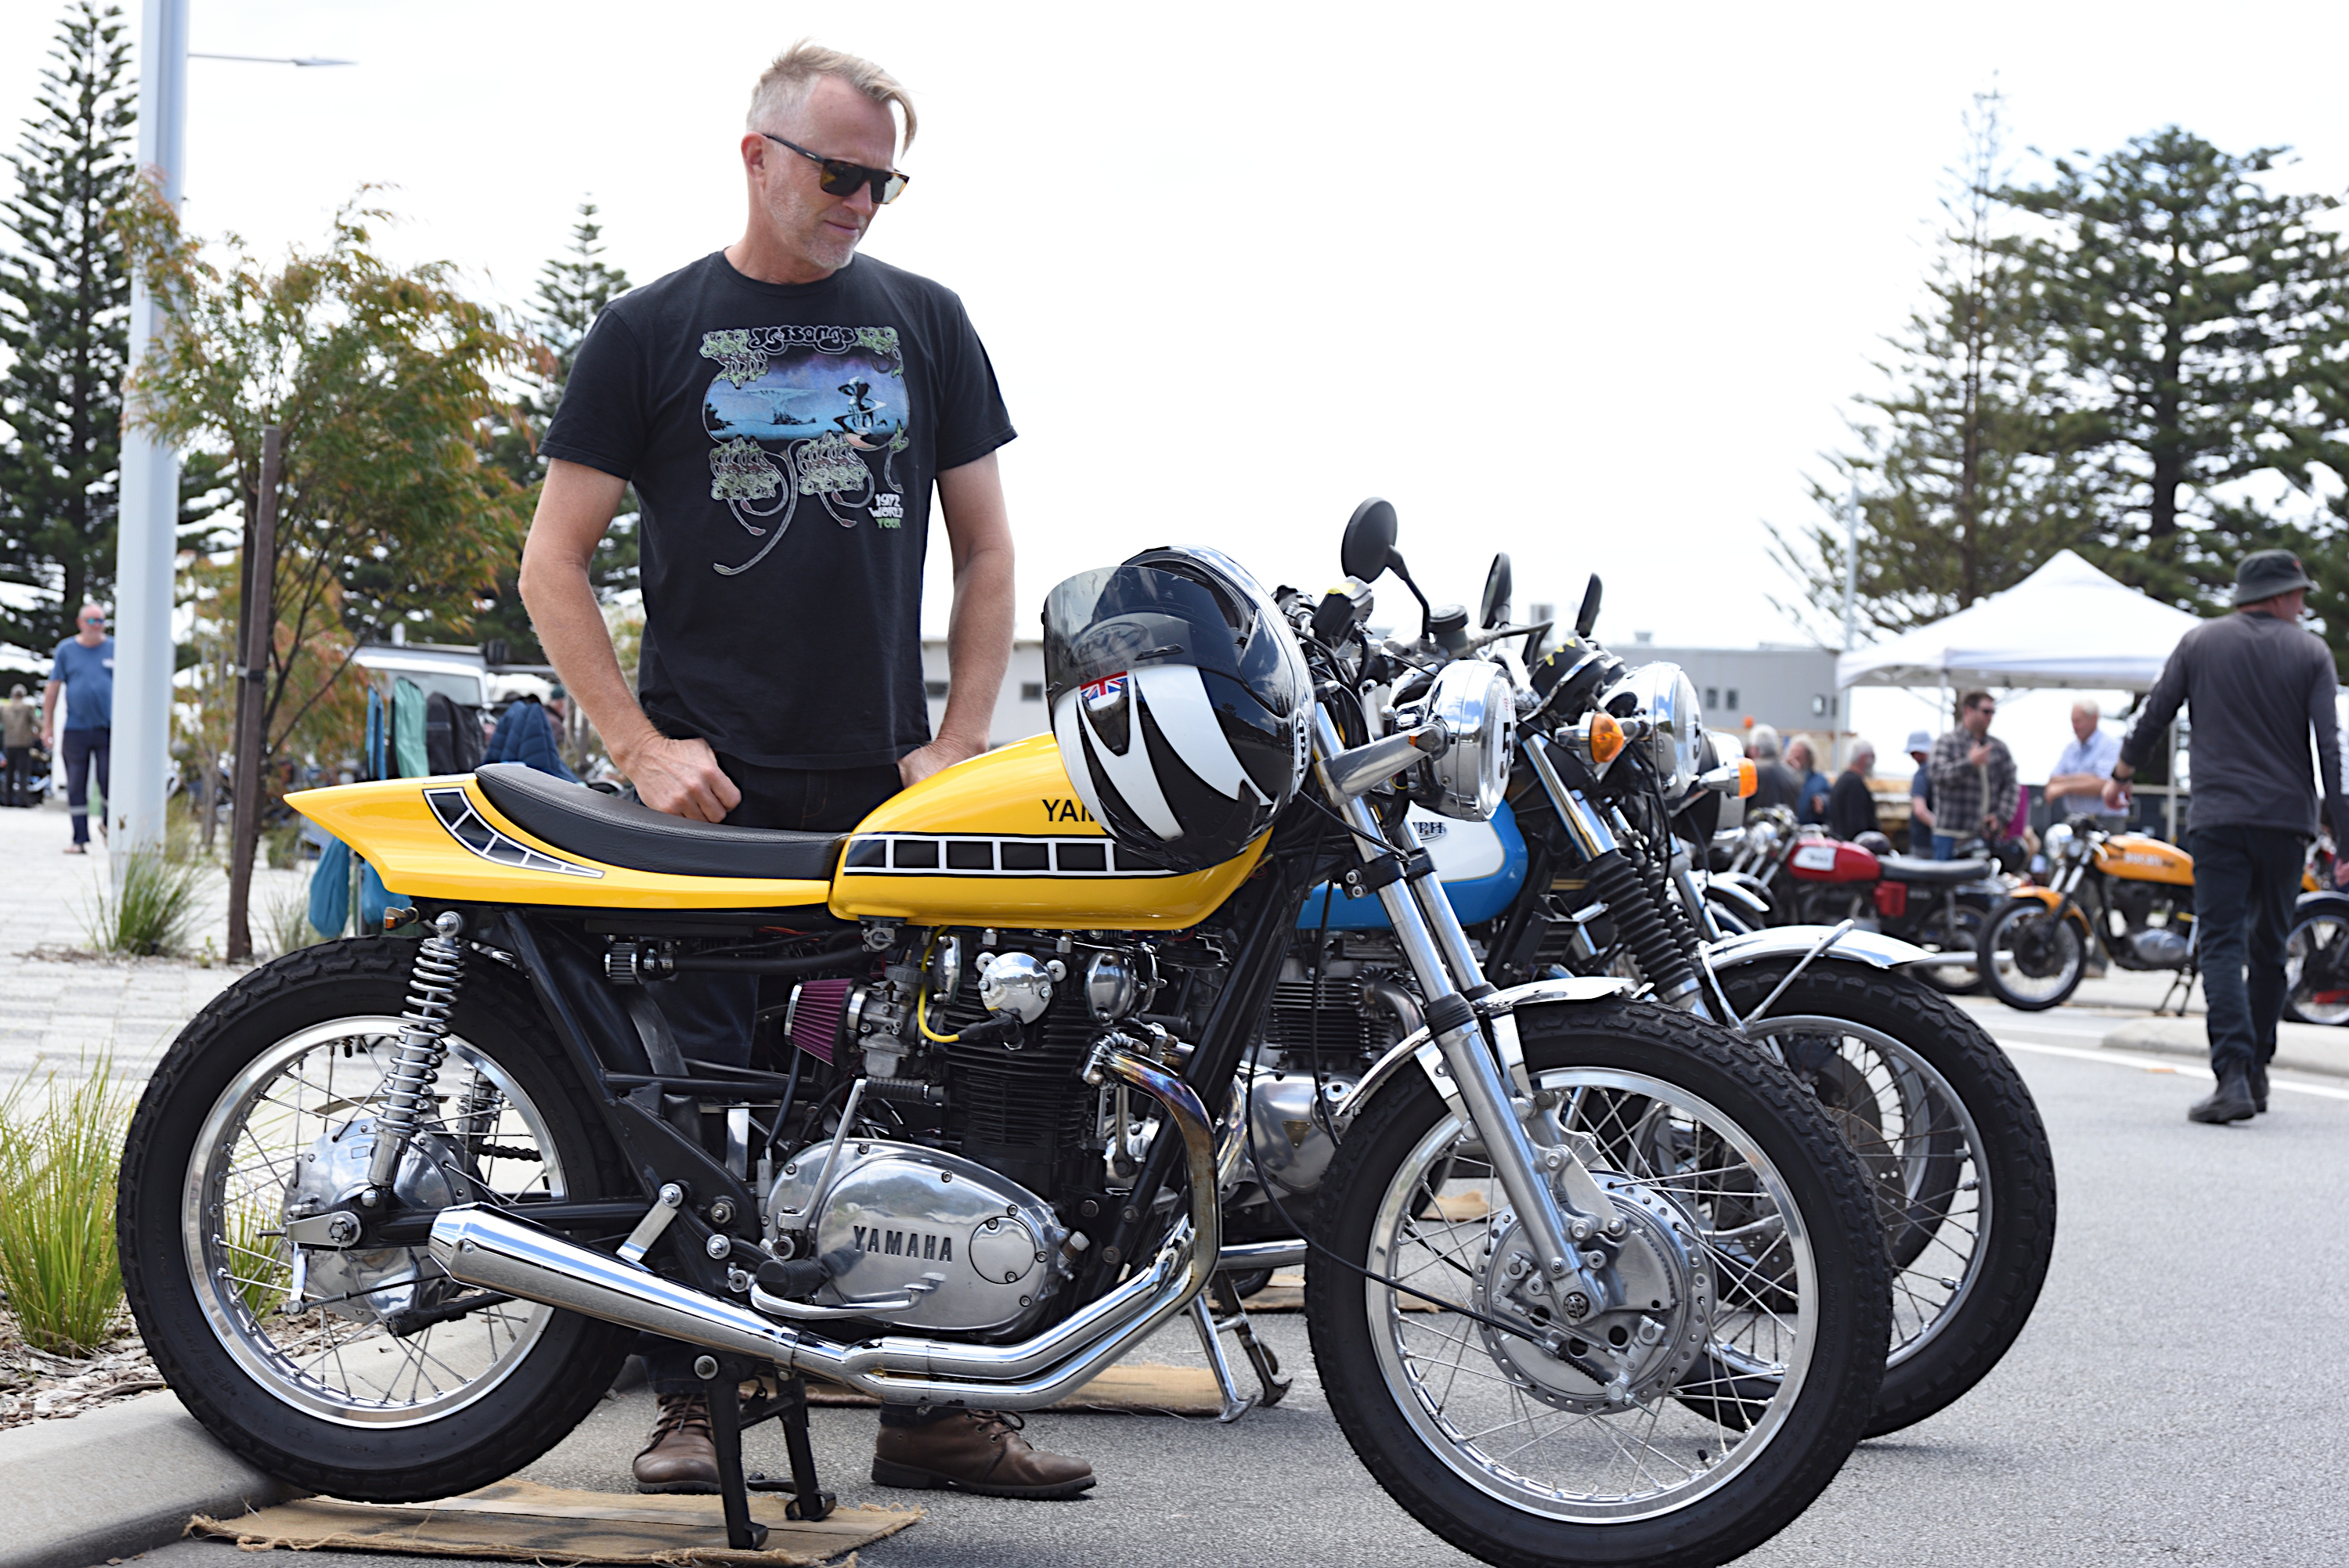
[{"left": 116, "top": 535, "right": 1889, "bottom": 1567}]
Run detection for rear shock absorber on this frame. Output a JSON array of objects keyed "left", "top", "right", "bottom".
[
  {"left": 1583, "top": 850, "right": 1703, "bottom": 1007},
  {"left": 366, "top": 910, "right": 467, "bottom": 1195}
]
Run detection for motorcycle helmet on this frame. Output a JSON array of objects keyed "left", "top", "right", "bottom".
[{"left": 1043, "top": 546, "right": 1311, "bottom": 873}]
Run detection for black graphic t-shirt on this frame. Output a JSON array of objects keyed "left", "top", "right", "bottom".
[{"left": 542, "top": 251, "right": 1016, "bottom": 769}]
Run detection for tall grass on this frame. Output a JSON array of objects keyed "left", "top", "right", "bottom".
[
  {"left": 0, "top": 1062, "right": 134, "bottom": 1355},
  {"left": 260, "top": 874, "right": 320, "bottom": 959},
  {"left": 85, "top": 849, "right": 210, "bottom": 957}
]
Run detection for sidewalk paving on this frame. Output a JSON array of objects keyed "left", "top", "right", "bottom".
[{"left": 0, "top": 798, "right": 311, "bottom": 1094}]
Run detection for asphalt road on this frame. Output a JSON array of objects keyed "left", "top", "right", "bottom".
[{"left": 130, "top": 1041, "right": 2349, "bottom": 1568}]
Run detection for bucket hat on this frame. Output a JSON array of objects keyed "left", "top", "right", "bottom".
[{"left": 2233, "top": 549, "right": 2315, "bottom": 607}]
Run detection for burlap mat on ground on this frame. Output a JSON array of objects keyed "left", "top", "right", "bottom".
[
  {"left": 188, "top": 1477, "right": 918, "bottom": 1566},
  {"left": 806, "top": 1360, "right": 1224, "bottom": 1416}
]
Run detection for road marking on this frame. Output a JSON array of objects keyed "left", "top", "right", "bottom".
[{"left": 1997, "top": 1038, "right": 2349, "bottom": 1102}]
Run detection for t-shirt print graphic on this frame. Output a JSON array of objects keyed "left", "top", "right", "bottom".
[{"left": 698, "top": 325, "right": 911, "bottom": 576}]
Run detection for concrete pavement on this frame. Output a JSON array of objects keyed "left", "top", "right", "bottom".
[{"left": 111, "top": 1041, "right": 2349, "bottom": 1568}]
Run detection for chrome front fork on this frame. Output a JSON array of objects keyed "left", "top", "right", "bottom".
[{"left": 1311, "top": 708, "right": 1615, "bottom": 1303}]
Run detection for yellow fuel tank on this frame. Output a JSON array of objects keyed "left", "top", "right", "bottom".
[
  {"left": 2095, "top": 833, "right": 2195, "bottom": 887},
  {"left": 828, "top": 734, "right": 1264, "bottom": 928}
]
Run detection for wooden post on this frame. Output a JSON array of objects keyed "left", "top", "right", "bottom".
[{"left": 225, "top": 426, "right": 283, "bottom": 961}]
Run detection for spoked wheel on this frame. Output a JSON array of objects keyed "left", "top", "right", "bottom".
[
  {"left": 2284, "top": 911, "right": 2349, "bottom": 1025},
  {"left": 1979, "top": 899, "right": 2087, "bottom": 1011},
  {"left": 1308, "top": 1000, "right": 1888, "bottom": 1568},
  {"left": 1721, "top": 961, "right": 2055, "bottom": 1437},
  {"left": 119, "top": 940, "right": 634, "bottom": 1501},
  {"left": 1912, "top": 899, "right": 1990, "bottom": 996}
]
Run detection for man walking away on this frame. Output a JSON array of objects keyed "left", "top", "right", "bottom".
[
  {"left": 2107, "top": 550, "right": 2349, "bottom": 1124},
  {"left": 1903, "top": 729, "right": 1936, "bottom": 853},
  {"left": 521, "top": 41, "right": 1086, "bottom": 1503},
  {"left": 1828, "top": 741, "right": 1879, "bottom": 842},
  {"left": 41, "top": 605, "right": 113, "bottom": 853},
  {"left": 1928, "top": 691, "right": 2015, "bottom": 861},
  {"left": 1, "top": 685, "right": 36, "bottom": 806},
  {"left": 2046, "top": 701, "right": 2123, "bottom": 828},
  {"left": 1748, "top": 725, "right": 1799, "bottom": 813}
]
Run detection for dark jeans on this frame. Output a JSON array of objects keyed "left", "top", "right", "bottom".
[
  {"left": 61, "top": 727, "right": 109, "bottom": 845},
  {"left": 4, "top": 746, "right": 33, "bottom": 807},
  {"left": 2191, "top": 824, "right": 2306, "bottom": 1077},
  {"left": 640, "top": 757, "right": 925, "bottom": 1415}
]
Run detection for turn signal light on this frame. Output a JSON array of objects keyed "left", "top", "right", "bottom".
[
  {"left": 1588, "top": 712, "right": 1626, "bottom": 765},
  {"left": 1737, "top": 759, "right": 1758, "bottom": 798}
]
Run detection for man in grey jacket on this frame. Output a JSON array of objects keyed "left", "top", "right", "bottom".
[{"left": 2107, "top": 550, "right": 2349, "bottom": 1123}]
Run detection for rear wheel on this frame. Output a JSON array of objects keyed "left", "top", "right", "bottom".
[
  {"left": 2284, "top": 910, "right": 2349, "bottom": 1026},
  {"left": 1720, "top": 962, "right": 2055, "bottom": 1436},
  {"left": 118, "top": 939, "right": 635, "bottom": 1501},
  {"left": 1307, "top": 1000, "right": 1887, "bottom": 1568},
  {"left": 1979, "top": 899, "right": 2087, "bottom": 1011}
]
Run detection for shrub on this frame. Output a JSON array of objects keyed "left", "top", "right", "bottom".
[
  {"left": 85, "top": 849, "right": 211, "bottom": 957},
  {"left": 0, "top": 1063, "right": 133, "bottom": 1355},
  {"left": 260, "top": 874, "right": 320, "bottom": 958}
]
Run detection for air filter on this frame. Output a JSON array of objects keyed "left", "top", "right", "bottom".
[{"left": 784, "top": 978, "right": 851, "bottom": 1064}]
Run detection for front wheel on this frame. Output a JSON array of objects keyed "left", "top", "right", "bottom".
[
  {"left": 2283, "top": 910, "right": 2349, "bottom": 1025},
  {"left": 1978, "top": 899, "right": 2087, "bottom": 1011},
  {"left": 1307, "top": 1000, "right": 1889, "bottom": 1568},
  {"left": 118, "top": 939, "right": 637, "bottom": 1501},
  {"left": 1911, "top": 898, "right": 1990, "bottom": 996}
]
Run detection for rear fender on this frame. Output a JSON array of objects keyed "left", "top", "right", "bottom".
[{"left": 1703, "top": 923, "right": 1943, "bottom": 976}]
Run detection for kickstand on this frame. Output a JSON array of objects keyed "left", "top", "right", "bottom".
[
  {"left": 1211, "top": 1276, "right": 1292, "bottom": 1408},
  {"left": 1188, "top": 1293, "right": 1255, "bottom": 1422},
  {"left": 770, "top": 1373, "right": 833, "bottom": 1521},
  {"left": 698, "top": 1357, "right": 769, "bottom": 1552},
  {"left": 2158, "top": 960, "right": 2199, "bottom": 1018}
]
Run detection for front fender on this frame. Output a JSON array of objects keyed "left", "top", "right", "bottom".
[
  {"left": 1704, "top": 923, "right": 1940, "bottom": 975},
  {"left": 1330, "top": 975, "right": 1636, "bottom": 1137},
  {"left": 2293, "top": 889, "right": 2349, "bottom": 921}
]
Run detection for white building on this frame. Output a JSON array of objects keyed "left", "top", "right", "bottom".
[{"left": 921, "top": 637, "right": 1050, "bottom": 748}]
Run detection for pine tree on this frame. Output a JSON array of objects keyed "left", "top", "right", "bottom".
[
  {"left": 2001, "top": 128, "right": 2349, "bottom": 615},
  {"left": 474, "top": 200, "right": 637, "bottom": 662},
  {"left": 0, "top": 1, "right": 135, "bottom": 664},
  {"left": 1771, "top": 94, "right": 2088, "bottom": 640}
]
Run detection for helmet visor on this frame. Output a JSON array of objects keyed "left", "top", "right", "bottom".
[{"left": 1045, "top": 564, "right": 1266, "bottom": 705}]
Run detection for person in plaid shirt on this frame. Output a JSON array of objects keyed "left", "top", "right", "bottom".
[{"left": 1927, "top": 690, "right": 2016, "bottom": 860}]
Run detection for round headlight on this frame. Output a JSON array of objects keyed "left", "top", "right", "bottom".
[
  {"left": 1422, "top": 660, "right": 1516, "bottom": 820},
  {"left": 1601, "top": 663, "right": 1707, "bottom": 802},
  {"left": 2044, "top": 820, "right": 2076, "bottom": 860}
]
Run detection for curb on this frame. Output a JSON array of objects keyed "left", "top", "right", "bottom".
[
  {"left": 2101, "top": 1016, "right": 2349, "bottom": 1080},
  {"left": 0, "top": 1391, "right": 300, "bottom": 1568}
]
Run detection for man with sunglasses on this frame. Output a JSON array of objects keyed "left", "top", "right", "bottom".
[
  {"left": 41, "top": 604, "right": 114, "bottom": 853},
  {"left": 1926, "top": 690, "right": 2015, "bottom": 861},
  {"left": 522, "top": 42, "right": 1089, "bottom": 1504}
]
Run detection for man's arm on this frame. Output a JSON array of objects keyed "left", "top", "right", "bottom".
[
  {"left": 2304, "top": 645, "right": 2349, "bottom": 852},
  {"left": 901, "top": 452, "right": 1015, "bottom": 788},
  {"left": 518, "top": 459, "right": 741, "bottom": 821},
  {"left": 38, "top": 677, "right": 58, "bottom": 747},
  {"left": 1985, "top": 742, "right": 2019, "bottom": 831},
  {"left": 1928, "top": 731, "right": 1966, "bottom": 796}
]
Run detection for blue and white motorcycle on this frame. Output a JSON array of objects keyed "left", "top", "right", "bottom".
[{"left": 1218, "top": 506, "right": 2055, "bottom": 1440}]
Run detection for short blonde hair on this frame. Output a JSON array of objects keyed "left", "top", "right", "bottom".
[{"left": 748, "top": 40, "right": 917, "bottom": 152}]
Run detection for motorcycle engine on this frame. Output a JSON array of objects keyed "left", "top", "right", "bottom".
[{"left": 764, "top": 1139, "right": 1070, "bottom": 1336}]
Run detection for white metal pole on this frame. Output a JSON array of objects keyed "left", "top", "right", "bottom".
[
  {"left": 113, "top": 0, "right": 189, "bottom": 883},
  {"left": 1839, "top": 479, "right": 1859, "bottom": 767}
]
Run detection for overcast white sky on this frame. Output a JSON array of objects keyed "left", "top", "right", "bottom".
[{"left": 4, "top": 1, "right": 2346, "bottom": 773}]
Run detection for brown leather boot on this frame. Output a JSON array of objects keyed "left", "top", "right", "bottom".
[
  {"left": 632, "top": 1392, "right": 720, "bottom": 1494},
  {"left": 871, "top": 1410, "right": 1096, "bottom": 1499}
]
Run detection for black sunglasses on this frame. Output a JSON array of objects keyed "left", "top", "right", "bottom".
[{"left": 760, "top": 132, "right": 909, "bottom": 205}]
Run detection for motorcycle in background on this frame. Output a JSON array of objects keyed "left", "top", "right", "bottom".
[{"left": 1977, "top": 816, "right": 2202, "bottom": 1011}]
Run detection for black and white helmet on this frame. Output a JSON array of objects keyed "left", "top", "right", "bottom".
[{"left": 1044, "top": 546, "right": 1311, "bottom": 873}]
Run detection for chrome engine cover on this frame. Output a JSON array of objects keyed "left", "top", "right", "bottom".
[
  {"left": 765, "top": 1138, "right": 1069, "bottom": 1335},
  {"left": 1239, "top": 1063, "right": 1359, "bottom": 1201}
]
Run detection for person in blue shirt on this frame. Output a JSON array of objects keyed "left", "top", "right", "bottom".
[
  {"left": 1787, "top": 736, "right": 1833, "bottom": 825},
  {"left": 40, "top": 604, "right": 114, "bottom": 853},
  {"left": 484, "top": 689, "right": 579, "bottom": 782},
  {"left": 2046, "top": 701, "right": 2124, "bottom": 828}
]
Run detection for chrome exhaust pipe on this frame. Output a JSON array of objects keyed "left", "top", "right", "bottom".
[{"left": 429, "top": 1036, "right": 1224, "bottom": 1409}]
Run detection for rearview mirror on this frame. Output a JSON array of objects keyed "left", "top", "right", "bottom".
[
  {"left": 1479, "top": 553, "right": 1513, "bottom": 629},
  {"left": 1575, "top": 574, "right": 1604, "bottom": 639},
  {"left": 1340, "top": 498, "right": 1398, "bottom": 582}
]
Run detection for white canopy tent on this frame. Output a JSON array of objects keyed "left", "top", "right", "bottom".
[{"left": 1836, "top": 549, "right": 2203, "bottom": 694}]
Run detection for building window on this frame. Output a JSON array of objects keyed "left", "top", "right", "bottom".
[
  {"left": 1726, "top": 688, "right": 1739, "bottom": 709},
  {"left": 1811, "top": 694, "right": 1827, "bottom": 716},
  {"left": 1705, "top": 687, "right": 1719, "bottom": 708},
  {"left": 1021, "top": 682, "right": 1044, "bottom": 701},
  {"left": 925, "top": 680, "right": 949, "bottom": 699}
]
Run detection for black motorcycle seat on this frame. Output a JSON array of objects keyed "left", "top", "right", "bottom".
[
  {"left": 473, "top": 764, "right": 845, "bottom": 881},
  {"left": 1876, "top": 853, "right": 1994, "bottom": 885}
]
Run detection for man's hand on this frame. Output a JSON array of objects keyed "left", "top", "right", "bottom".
[
  {"left": 622, "top": 734, "right": 742, "bottom": 822},
  {"left": 899, "top": 736, "right": 981, "bottom": 789},
  {"left": 2101, "top": 777, "right": 2130, "bottom": 812},
  {"left": 37, "top": 728, "right": 49, "bottom": 752},
  {"left": 1968, "top": 742, "right": 1991, "bottom": 767}
]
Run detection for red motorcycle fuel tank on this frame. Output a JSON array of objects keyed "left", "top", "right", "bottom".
[{"left": 1786, "top": 838, "right": 1882, "bottom": 884}]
